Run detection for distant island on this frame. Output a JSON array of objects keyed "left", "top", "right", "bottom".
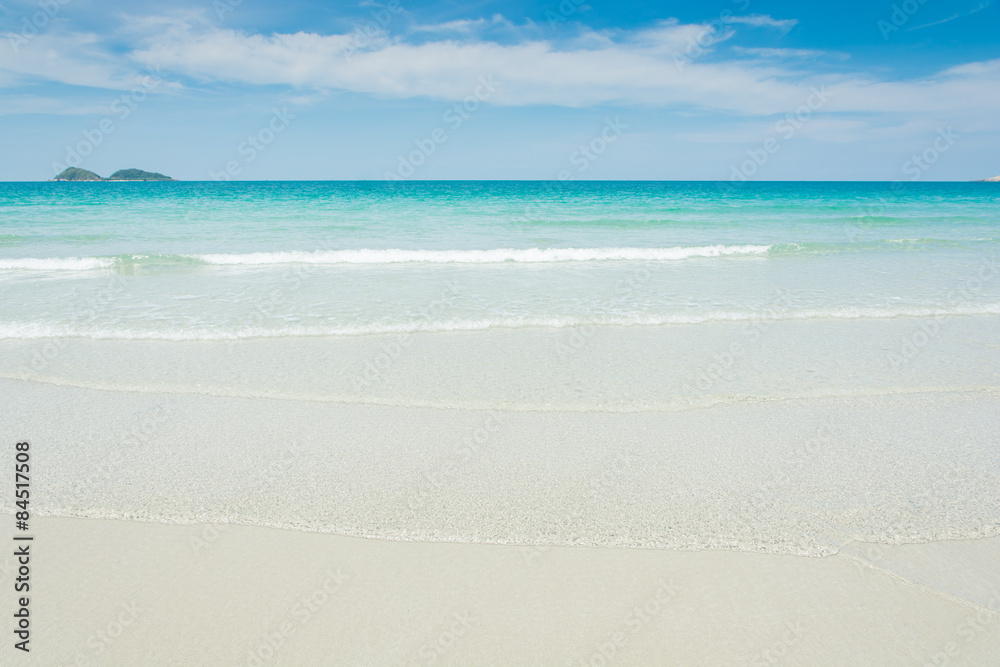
[
  {"left": 977, "top": 175, "right": 1000, "bottom": 182},
  {"left": 53, "top": 167, "right": 174, "bottom": 182}
]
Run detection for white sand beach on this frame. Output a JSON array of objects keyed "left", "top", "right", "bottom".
[
  {"left": 3, "top": 324, "right": 1000, "bottom": 665},
  {"left": 9, "top": 517, "right": 1000, "bottom": 665}
]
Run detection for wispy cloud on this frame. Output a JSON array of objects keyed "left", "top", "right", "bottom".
[
  {"left": 4, "top": 12, "right": 1000, "bottom": 124},
  {"left": 908, "top": 1, "right": 992, "bottom": 31},
  {"left": 724, "top": 14, "right": 798, "bottom": 33},
  {"left": 121, "top": 16, "right": 1000, "bottom": 117},
  {"left": 409, "top": 14, "right": 516, "bottom": 35},
  {"left": 626, "top": 18, "right": 726, "bottom": 55},
  {"left": 127, "top": 21, "right": 802, "bottom": 113},
  {"left": 0, "top": 30, "right": 156, "bottom": 90},
  {"left": 733, "top": 47, "right": 848, "bottom": 60}
]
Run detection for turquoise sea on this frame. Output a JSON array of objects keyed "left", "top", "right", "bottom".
[{"left": 1, "top": 181, "right": 998, "bottom": 340}]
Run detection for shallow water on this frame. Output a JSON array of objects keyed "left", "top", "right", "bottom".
[{"left": 2, "top": 181, "right": 998, "bottom": 554}]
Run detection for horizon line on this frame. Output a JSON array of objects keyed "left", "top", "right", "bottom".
[{"left": 5, "top": 178, "right": 997, "bottom": 184}]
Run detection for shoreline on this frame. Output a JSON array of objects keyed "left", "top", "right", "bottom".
[
  {"left": 5, "top": 375, "right": 999, "bottom": 556},
  {"left": 22, "top": 508, "right": 1000, "bottom": 557}
]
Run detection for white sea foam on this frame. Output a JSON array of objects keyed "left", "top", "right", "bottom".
[
  {"left": 2, "top": 304, "right": 998, "bottom": 340},
  {"left": 0, "top": 256, "right": 114, "bottom": 271},
  {"left": 0, "top": 246, "right": 772, "bottom": 272},
  {"left": 191, "top": 245, "right": 774, "bottom": 265}
]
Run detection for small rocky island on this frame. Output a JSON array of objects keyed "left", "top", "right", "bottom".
[
  {"left": 53, "top": 167, "right": 174, "bottom": 181},
  {"left": 977, "top": 175, "right": 1000, "bottom": 182}
]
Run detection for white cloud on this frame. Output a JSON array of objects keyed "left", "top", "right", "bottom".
[
  {"left": 821, "top": 59, "right": 1000, "bottom": 114},
  {"left": 626, "top": 18, "right": 725, "bottom": 55},
  {"left": 409, "top": 14, "right": 517, "bottom": 35},
  {"left": 130, "top": 25, "right": 805, "bottom": 113},
  {"left": 4, "top": 13, "right": 1000, "bottom": 127},
  {"left": 282, "top": 90, "right": 328, "bottom": 106},
  {"left": 724, "top": 14, "right": 798, "bottom": 32},
  {"left": 908, "top": 1, "right": 992, "bottom": 31},
  {"left": 122, "top": 17, "right": 1000, "bottom": 119},
  {"left": 733, "top": 47, "right": 848, "bottom": 60},
  {"left": 0, "top": 30, "right": 155, "bottom": 90}
]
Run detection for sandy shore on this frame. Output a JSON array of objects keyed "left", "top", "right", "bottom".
[
  {"left": 2, "top": 325, "right": 999, "bottom": 665},
  {"left": 4, "top": 375, "right": 1000, "bottom": 555},
  {"left": 3, "top": 516, "right": 996, "bottom": 665}
]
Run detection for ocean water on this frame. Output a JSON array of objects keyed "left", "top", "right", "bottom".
[
  {"left": 2, "top": 181, "right": 999, "bottom": 554},
  {"left": 2, "top": 181, "right": 999, "bottom": 339}
]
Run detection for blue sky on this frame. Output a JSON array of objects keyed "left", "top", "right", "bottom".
[{"left": 1, "top": 0, "right": 998, "bottom": 180}]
